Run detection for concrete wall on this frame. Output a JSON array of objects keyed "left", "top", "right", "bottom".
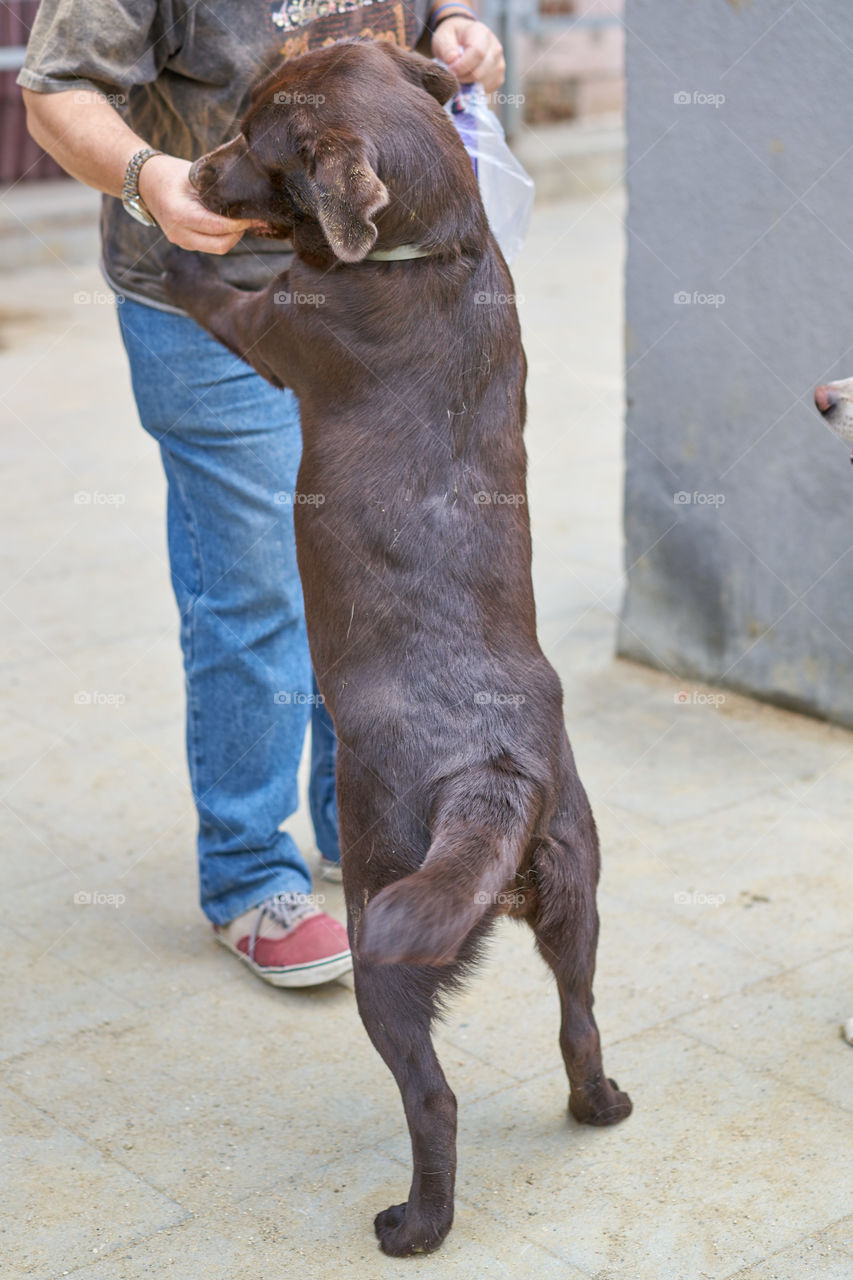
[{"left": 619, "top": 0, "right": 853, "bottom": 726}]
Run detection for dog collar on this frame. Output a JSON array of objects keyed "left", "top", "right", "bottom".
[{"left": 364, "top": 244, "right": 432, "bottom": 261}]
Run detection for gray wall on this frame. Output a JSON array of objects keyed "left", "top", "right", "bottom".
[{"left": 620, "top": 0, "right": 853, "bottom": 725}]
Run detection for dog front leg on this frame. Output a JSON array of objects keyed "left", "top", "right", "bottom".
[{"left": 161, "top": 247, "right": 297, "bottom": 390}]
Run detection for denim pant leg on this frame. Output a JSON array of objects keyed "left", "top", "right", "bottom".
[
  {"left": 309, "top": 674, "right": 340, "bottom": 862},
  {"left": 117, "top": 298, "right": 337, "bottom": 923}
]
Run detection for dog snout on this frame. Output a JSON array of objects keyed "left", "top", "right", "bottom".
[
  {"left": 188, "top": 157, "right": 206, "bottom": 191},
  {"left": 815, "top": 383, "right": 838, "bottom": 415},
  {"left": 189, "top": 155, "right": 223, "bottom": 196}
]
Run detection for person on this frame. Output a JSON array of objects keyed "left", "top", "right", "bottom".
[{"left": 19, "top": 0, "right": 505, "bottom": 988}]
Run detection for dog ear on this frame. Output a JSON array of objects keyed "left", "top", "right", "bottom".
[
  {"left": 378, "top": 42, "right": 459, "bottom": 105},
  {"left": 307, "top": 130, "right": 389, "bottom": 262}
]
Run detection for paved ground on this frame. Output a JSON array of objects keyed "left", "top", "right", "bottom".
[{"left": 2, "top": 190, "right": 853, "bottom": 1280}]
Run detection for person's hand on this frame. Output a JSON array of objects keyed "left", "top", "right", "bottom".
[
  {"left": 431, "top": 17, "right": 506, "bottom": 94},
  {"left": 138, "top": 154, "right": 259, "bottom": 254}
]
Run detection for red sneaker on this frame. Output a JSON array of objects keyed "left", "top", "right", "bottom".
[{"left": 214, "top": 893, "right": 352, "bottom": 987}]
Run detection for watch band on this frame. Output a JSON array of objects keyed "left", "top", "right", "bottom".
[
  {"left": 121, "top": 147, "right": 163, "bottom": 227},
  {"left": 429, "top": 3, "right": 478, "bottom": 31}
]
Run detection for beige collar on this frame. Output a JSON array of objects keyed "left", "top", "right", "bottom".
[{"left": 364, "top": 244, "right": 431, "bottom": 261}]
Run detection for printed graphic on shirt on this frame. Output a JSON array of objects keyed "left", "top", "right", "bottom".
[{"left": 270, "top": 0, "right": 418, "bottom": 58}]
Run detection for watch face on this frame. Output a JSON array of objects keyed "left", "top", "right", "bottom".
[{"left": 123, "top": 196, "right": 157, "bottom": 227}]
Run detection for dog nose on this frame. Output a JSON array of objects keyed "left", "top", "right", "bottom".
[
  {"left": 815, "top": 384, "right": 838, "bottom": 415},
  {"left": 188, "top": 157, "right": 207, "bottom": 192}
]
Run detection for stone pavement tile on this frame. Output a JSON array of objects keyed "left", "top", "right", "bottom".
[
  {"left": 818, "top": 1217, "right": 853, "bottom": 1257},
  {"left": 2, "top": 721, "right": 194, "bottom": 863},
  {"left": 0, "top": 705, "right": 77, "bottom": 786},
  {"left": 785, "top": 750, "right": 853, "bottom": 827},
  {"left": 544, "top": 628, "right": 853, "bottom": 793},
  {"left": 212, "top": 1169, "right": 588, "bottom": 1280},
  {"left": 434, "top": 903, "right": 776, "bottom": 1087},
  {"left": 1, "top": 787, "right": 194, "bottom": 893},
  {"left": 1, "top": 850, "right": 238, "bottom": 1012},
  {"left": 603, "top": 790, "right": 853, "bottom": 969},
  {"left": 2, "top": 552, "right": 170, "bottom": 667},
  {"left": 1, "top": 1084, "right": 188, "bottom": 1280},
  {"left": 675, "top": 947, "right": 853, "bottom": 1115},
  {"left": 2, "top": 424, "right": 163, "bottom": 554},
  {"left": 560, "top": 672, "right": 853, "bottom": 828},
  {"left": 2, "top": 445, "right": 155, "bottom": 524},
  {"left": 2, "top": 430, "right": 157, "bottom": 524},
  {"left": 0, "top": 921, "right": 138, "bottom": 1064},
  {"left": 724, "top": 1228, "right": 853, "bottom": 1279},
  {"left": 537, "top": 608, "right": 624, "bottom": 721},
  {"left": 566, "top": 710, "right": 778, "bottom": 828},
  {"left": 3, "top": 976, "right": 516, "bottom": 1216},
  {"left": 59, "top": 1160, "right": 586, "bottom": 1280},
  {"left": 594, "top": 894, "right": 779, "bottom": 1037},
  {"left": 4, "top": 632, "right": 184, "bottom": 741},
  {"left": 375, "top": 1028, "right": 853, "bottom": 1280},
  {"left": 515, "top": 192, "right": 625, "bottom": 364},
  {"left": 0, "top": 799, "right": 91, "bottom": 889},
  {"left": 532, "top": 546, "right": 624, "bottom": 623}
]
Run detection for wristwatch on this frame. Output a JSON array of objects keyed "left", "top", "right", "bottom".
[{"left": 121, "top": 147, "right": 163, "bottom": 227}]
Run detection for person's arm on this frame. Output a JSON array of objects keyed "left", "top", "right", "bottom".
[
  {"left": 427, "top": 2, "right": 505, "bottom": 94},
  {"left": 22, "top": 87, "right": 257, "bottom": 254}
]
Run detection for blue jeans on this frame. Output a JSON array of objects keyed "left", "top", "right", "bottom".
[{"left": 118, "top": 298, "right": 339, "bottom": 925}]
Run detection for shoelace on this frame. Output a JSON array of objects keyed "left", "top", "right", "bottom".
[{"left": 247, "top": 892, "right": 316, "bottom": 963}]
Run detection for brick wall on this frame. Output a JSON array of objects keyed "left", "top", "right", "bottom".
[{"left": 521, "top": 0, "right": 625, "bottom": 125}]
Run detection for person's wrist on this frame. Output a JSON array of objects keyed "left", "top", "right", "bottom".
[
  {"left": 136, "top": 152, "right": 180, "bottom": 211},
  {"left": 428, "top": 3, "right": 478, "bottom": 33}
]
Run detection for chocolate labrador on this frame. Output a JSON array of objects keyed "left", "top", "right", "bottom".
[{"left": 163, "top": 37, "right": 631, "bottom": 1256}]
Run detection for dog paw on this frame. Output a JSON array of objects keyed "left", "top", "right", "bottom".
[
  {"left": 569, "top": 1077, "right": 632, "bottom": 1127},
  {"left": 374, "top": 1202, "right": 451, "bottom": 1256}
]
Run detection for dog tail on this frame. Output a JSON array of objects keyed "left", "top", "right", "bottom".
[{"left": 359, "top": 768, "right": 539, "bottom": 967}]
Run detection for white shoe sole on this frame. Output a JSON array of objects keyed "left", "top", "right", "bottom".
[
  {"left": 214, "top": 930, "right": 352, "bottom": 987},
  {"left": 320, "top": 858, "right": 343, "bottom": 883}
]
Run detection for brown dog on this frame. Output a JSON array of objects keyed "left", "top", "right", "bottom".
[{"left": 163, "top": 38, "right": 631, "bottom": 1256}]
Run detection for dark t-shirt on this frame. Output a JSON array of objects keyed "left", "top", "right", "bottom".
[{"left": 18, "top": 0, "right": 431, "bottom": 311}]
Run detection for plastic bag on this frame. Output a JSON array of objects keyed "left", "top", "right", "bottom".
[{"left": 445, "top": 82, "right": 535, "bottom": 264}]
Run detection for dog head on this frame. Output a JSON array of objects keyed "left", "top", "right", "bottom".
[
  {"left": 189, "top": 40, "right": 464, "bottom": 263},
  {"left": 814, "top": 377, "right": 853, "bottom": 445}
]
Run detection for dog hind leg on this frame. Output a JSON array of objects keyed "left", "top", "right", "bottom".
[
  {"left": 352, "top": 957, "right": 457, "bottom": 1256},
  {"left": 530, "top": 825, "right": 632, "bottom": 1127}
]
